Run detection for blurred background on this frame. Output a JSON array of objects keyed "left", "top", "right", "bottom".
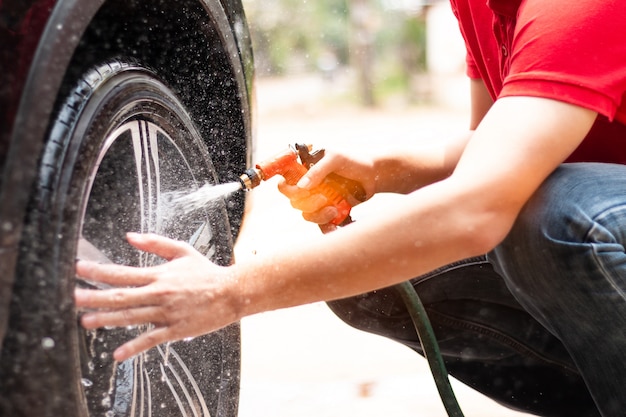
[
  {"left": 242, "top": 0, "right": 469, "bottom": 110},
  {"left": 235, "top": 1, "right": 533, "bottom": 416}
]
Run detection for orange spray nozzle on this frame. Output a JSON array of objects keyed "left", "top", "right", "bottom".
[{"left": 239, "top": 143, "right": 366, "bottom": 227}]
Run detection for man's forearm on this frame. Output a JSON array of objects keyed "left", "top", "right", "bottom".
[
  {"left": 372, "top": 130, "right": 472, "bottom": 194},
  {"left": 232, "top": 175, "right": 496, "bottom": 318}
]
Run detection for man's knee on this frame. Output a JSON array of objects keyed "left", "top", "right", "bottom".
[{"left": 489, "top": 163, "right": 626, "bottom": 306}]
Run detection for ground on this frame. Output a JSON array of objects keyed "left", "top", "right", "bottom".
[{"left": 234, "top": 74, "right": 534, "bottom": 417}]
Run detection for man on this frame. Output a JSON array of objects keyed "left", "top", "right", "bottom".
[{"left": 75, "top": 0, "right": 626, "bottom": 415}]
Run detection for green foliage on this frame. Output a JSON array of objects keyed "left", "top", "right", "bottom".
[
  {"left": 243, "top": 0, "right": 429, "bottom": 103},
  {"left": 374, "top": 9, "right": 428, "bottom": 102},
  {"left": 244, "top": 0, "right": 350, "bottom": 75}
]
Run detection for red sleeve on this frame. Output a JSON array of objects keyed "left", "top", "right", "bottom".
[
  {"left": 449, "top": 0, "right": 480, "bottom": 79},
  {"left": 450, "top": 0, "right": 503, "bottom": 96},
  {"left": 500, "top": 0, "right": 626, "bottom": 122}
]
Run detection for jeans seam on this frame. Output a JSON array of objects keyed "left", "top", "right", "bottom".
[
  {"left": 428, "top": 309, "right": 579, "bottom": 374},
  {"left": 588, "top": 205, "right": 626, "bottom": 300},
  {"left": 589, "top": 244, "right": 626, "bottom": 300}
]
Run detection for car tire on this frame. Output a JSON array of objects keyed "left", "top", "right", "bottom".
[{"left": 0, "top": 59, "right": 241, "bottom": 417}]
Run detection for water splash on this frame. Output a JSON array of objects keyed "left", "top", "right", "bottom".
[
  {"left": 41, "top": 337, "right": 55, "bottom": 350},
  {"left": 162, "top": 182, "right": 242, "bottom": 216}
]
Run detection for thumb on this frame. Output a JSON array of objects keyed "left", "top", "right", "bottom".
[
  {"left": 126, "top": 232, "right": 195, "bottom": 261},
  {"left": 297, "top": 155, "right": 337, "bottom": 189}
]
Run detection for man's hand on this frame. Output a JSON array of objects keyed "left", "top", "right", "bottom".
[
  {"left": 277, "top": 149, "right": 377, "bottom": 225},
  {"left": 74, "top": 232, "right": 241, "bottom": 362}
]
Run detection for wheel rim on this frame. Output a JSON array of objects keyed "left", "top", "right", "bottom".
[{"left": 77, "top": 113, "right": 231, "bottom": 416}]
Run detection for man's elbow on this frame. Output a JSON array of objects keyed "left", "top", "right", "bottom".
[{"left": 455, "top": 203, "right": 520, "bottom": 257}]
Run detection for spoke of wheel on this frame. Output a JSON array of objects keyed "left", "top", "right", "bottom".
[
  {"left": 138, "top": 120, "right": 158, "bottom": 236},
  {"left": 130, "top": 121, "right": 145, "bottom": 230},
  {"left": 160, "top": 362, "right": 190, "bottom": 417},
  {"left": 130, "top": 122, "right": 148, "bottom": 267},
  {"left": 146, "top": 122, "right": 163, "bottom": 234},
  {"left": 130, "top": 355, "right": 139, "bottom": 417},
  {"left": 143, "top": 366, "right": 153, "bottom": 417},
  {"left": 168, "top": 346, "right": 211, "bottom": 417},
  {"left": 130, "top": 120, "right": 167, "bottom": 268},
  {"left": 157, "top": 344, "right": 208, "bottom": 417}
]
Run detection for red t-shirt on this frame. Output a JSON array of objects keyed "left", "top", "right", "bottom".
[{"left": 450, "top": 0, "right": 626, "bottom": 164}]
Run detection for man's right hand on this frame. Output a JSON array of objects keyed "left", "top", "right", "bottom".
[{"left": 277, "top": 148, "right": 376, "bottom": 225}]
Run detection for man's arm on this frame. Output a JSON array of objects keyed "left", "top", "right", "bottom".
[{"left": 239, "top": 96, "right": 597, "bottom": 306}]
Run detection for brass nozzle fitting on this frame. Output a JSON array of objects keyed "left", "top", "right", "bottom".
[{"left": 239, "top": 168, "right": 263, "bottom": 191}]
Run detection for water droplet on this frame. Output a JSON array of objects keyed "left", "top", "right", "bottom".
[
  {"left": 81, "top": 378, "right": 93, "bottom": 387},
  {"left": 41, "top": 337, "right": 55, "bottom": 349},
  {"left": 100, "top": 352, "right": 109, "bottom": 359}
]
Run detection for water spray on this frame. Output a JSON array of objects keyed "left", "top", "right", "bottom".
[{"left": 165, "top": 182, "right": 243, "bottom": 215}]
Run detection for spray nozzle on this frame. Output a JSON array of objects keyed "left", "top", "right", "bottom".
[
  {"left": 239, "top": 168, "right": 263, "bottom": 191},
  {"left": 238, "top": 143, "right": 367, "bottom": 227}
]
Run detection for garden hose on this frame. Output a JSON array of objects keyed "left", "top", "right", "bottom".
[{"left": 394, "top": 281, "right": 465, "bottom": 417}]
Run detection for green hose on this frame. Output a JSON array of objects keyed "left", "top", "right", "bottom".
[{"left": 394, "top": 281, "right": 465, "bottom": 417}]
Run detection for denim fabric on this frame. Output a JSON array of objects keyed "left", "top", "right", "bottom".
[
  {"left": 490, "top": 163, "right": 626, "bottom": 416},
  {"left": 327, "top": 163, "right": 626, "bottom": 417}
]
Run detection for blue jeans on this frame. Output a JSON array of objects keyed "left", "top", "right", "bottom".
[{"left": 327, "top": 163, "right": 626, "bottom": 417}]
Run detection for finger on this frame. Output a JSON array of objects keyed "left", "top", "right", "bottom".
[
  {"left": 302, "top": 205, "right": 338, "bottom": 224},
  {"left": 291, "top": 193, "right": 329, "bottom": 213},
  {"left": 113, "top": 326, "right": 172, "bottom": 362},
  {"left": 126, "top": 233, "right": 195, "bottom": 261},
  {"left": 75, "top": 286, "right": 153, "bottom": 310},
  {"left": 79, "top": 305, "right": 165, "bottom": 329},
  {"left": 76, "top": 260, "right": 155, "bottom": 287},
  {"left": 278, "top": 182, "right": 329, "bottom": 212},
  {"left": 277, "top": 181, "right": 310, "bottom": 199}
]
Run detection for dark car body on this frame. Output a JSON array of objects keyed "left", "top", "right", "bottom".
[{"left": 0, "top": 0, "right": 254, "bottom": 415}]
